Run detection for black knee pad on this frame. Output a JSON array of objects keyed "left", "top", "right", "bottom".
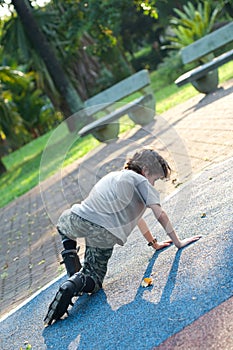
[
  {"left": 60, "top": 248, "right": 82, "bottom": 277},
  {"left": 67, "top": 272, "right": 87, "bottom": 296},
  {"left": 69, "top": 272, "right": 96, "bottom": 295}
]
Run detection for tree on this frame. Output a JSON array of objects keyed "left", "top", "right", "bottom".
[
  {"left": 48, "top": 0, "right": 133, "bottom": 86},
  {"left": 0, "top": 67, "right": 31, "bottom": 174},
  {"left": 9, "top": 0, "right": 84, "bottom": 130},
  {"left": 0, "top": 100, "right": 12, "bottom": 174}
]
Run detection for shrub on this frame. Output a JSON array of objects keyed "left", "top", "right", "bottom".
[{"left": 164, "top": 1, "right": 222, "bottom": 50}]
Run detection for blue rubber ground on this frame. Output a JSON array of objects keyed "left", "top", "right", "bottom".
[{"left": 1, "top": 158, "right": 232, "bottom": 350}]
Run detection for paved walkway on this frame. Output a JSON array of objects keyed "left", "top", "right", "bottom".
[{"left": 0, "top": 79, "right": 233, "bottom": 347}]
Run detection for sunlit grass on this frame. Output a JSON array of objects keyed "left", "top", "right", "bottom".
[
  {"left": 154, "top": 60, "right": 233, "bottom": 114},
  {"left": 0, "top": 132, "right": 100, "bottom": 208}
]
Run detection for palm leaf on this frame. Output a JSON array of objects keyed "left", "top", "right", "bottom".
[
  {"left": 164, "top": 0, "right": 224, "bottom": 51},
  {"left": 0, "top": 67, "right": 28, "bottom": 88}
]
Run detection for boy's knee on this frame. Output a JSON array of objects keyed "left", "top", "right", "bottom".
[{"left": 57, "top": 227, "right": 67, "bottom": 239}]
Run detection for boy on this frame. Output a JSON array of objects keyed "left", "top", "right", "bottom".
[{"left": 44, "top": 148, "right": 201, "bottom": 325}]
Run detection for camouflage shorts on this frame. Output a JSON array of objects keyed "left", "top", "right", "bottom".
[
  {"left": 81, "top": 245, "right": 113, "bottom": 292},
  {"left": 57, "top": 209, "right": 116, "bottom": 292},
  {"left": 57, "top": 209, "right": 119, "bottom": 249}
]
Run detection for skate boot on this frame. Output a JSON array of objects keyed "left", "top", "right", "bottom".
[
  {"left": 44, "top": 272, "right": 86, "bottom": 326},
  {"left": 60, "top": 247, "right": 82, "bottom": 277}
]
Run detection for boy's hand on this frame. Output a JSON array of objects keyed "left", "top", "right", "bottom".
[
  {"left": 178, "top": 235, "right": 202, "bottom": 248},
  {"left": 153, "top": 235, "right": 202, "bottom": 250},
  {"left": 154, "top": 239, "right": 173, "bottom": 250}
]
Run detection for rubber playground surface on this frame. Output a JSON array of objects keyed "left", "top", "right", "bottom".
[{"left": 1, "top": 157, "right": 232, "bottom": 350}]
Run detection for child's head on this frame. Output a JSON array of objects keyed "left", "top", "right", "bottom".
[{"left": 124, "top": 148, "right": 171, "bottom": 179}]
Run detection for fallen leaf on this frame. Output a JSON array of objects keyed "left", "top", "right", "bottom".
[{"left": 141, "top": 277, "right": 153, "bottom": 287}]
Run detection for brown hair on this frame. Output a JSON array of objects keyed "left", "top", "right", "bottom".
[{"left": 124, "top": 148, "right": 171, "bottom": 178}]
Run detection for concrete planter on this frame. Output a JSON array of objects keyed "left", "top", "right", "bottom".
[
  {"left": 92, "top": 122, "right": 120, "bottom": 143},
  {"left": 128, "top": 94, "right": 156, "bottom": 125},
  {"left": 192, "top": 69, "right": 219, "bottom": 94}
]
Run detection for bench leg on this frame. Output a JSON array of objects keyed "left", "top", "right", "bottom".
[
  {"left": 192, "top": 69, "right": 219, "bottom": 94},
  {"left": 92, "top": 122, "right": 120, "bottom": 143},
  {"left": 128, "top": 94, "right": 156, "bottom": 125}
]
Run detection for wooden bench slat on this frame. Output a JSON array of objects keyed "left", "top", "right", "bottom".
[
  {"left": 175, "top": 22, "right": 233, "bottom": 93},
  {"left": 84, "top": 69, "right": 151, "bottom": 116},
  {"left": 79, "top": 95, "right": 150, "bottom": 137},
  {"left": 175, "top": 48, "right": 233, "bottom": 86},
  {"left": 181, "top": 22, "right": 233, "bottom": 64},
  {"left": 78, "top": 69, "right": 155, "bottom": 141}
]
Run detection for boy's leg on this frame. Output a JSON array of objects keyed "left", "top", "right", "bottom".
[
  {"left": 44, "top": 246, "right": 113, "bottom": 325},
  {"left": 44, "top": 271, "right": 95, "bottom": 326},
  {"left": 59, "top": 231, "right": 82, "bottom": 277},
  {"left": 56, "top": 209, "right": 83, "bottom": 277},
  {"left": 81, "top": 246, "right": 114, "bottom": 291}
]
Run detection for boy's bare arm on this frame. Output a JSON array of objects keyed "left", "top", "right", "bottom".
[
  {"left": 150, "top": 204, "right": 201, "bottom": 248},
  {"left": 137, "top": 217, "right": 172, "bottom": 250}
]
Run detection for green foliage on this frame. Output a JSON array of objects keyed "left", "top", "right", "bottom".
[
  {"left": 77, "top": 1, "right": 161, "bottom": 79},
  {"left": 164, "top": 1, "right": 222, "bottom": 50},
  {"left": 1, "top": 7, "right": 64, "bottom": 103},
  {"left": 0, "top": 0, "right": 169, "bottom": 104},
  {"left": 40, "top": 1, "right": 85, "bottom": 58},
  {"left": 0, "top": 67, "right": 59, "bottom": 141},
  {"left": 134, "top": 0, "right": 158, "bottom": 19},
  {"left": 213, "top": 0, "right": 233, "bottom": 19},
  {"left": 2, "top": 12, "right": 30, "bottom": 62},
  {"left": 0, "top": 97, "right": 28, "bottom": 150},
  {"left": 130, "top": 46, "right": 161, "bottom": 71},
  {"left": 0, "top": 67, "right": 30, "bottom": 150},
  {"left": 150, "top": 51, "right": 184, "bottom": 90}
]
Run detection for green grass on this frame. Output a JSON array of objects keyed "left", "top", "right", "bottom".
[
  {"left": 1, "top": 131, "right": 100, "bottom": 208},
  {"left": 1, "top": 60, "right": 233, "bottom": 208},
  {"left": 155, "top": 60, "right": 233, "bottom": 113}
]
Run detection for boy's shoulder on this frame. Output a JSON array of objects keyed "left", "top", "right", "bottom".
[
  {"left": 100, "top": 170, "right": 146, "bottom": 185},
  {"left": 119, "top": 169, "right": 147, "bottom": 183}
]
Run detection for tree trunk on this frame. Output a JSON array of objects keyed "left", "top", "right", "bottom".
[
  {"left": 0, "top": 159, "right": 7, "bottom": 175},
  {"left": 11, "top": 0, "right": 84, "bottom": 131},
  {"left": 0, "top": 137, "right": 7, "bottom": 175}
]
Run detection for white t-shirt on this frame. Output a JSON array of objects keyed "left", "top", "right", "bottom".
[{"left": 71, "top": 170, "right": 160, "bottom": 245}]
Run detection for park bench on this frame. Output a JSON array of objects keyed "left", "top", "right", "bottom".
[
  {"left": 78, "top": 69, "right": 155, "bottom": 142},
  {"left": 175, "top": 22, "right": 233, "bottom": 94}
]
